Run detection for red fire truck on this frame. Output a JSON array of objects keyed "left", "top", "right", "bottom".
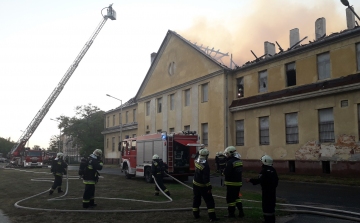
[
  {"left": 10, "top": 148, "right": 45, "bottom": 168},
  {"left": 121, "top": 131, "right": 203, "bottom": 182}
]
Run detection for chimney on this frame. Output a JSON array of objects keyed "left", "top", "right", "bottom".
[
  {"left": 151, "top": 52, "right": 157, "bottom": 64},
  {"left": 290, "top": 28, "right": 300, "bottom": 48},
  {"left": 315, "top": 17, "right": 326, "bottom": 40},
  {"left": 346, "top": 7, "right": 355, "bottom": 29},
  {"left": 264, "top": 41, "right": 275, "bottom": 58}
]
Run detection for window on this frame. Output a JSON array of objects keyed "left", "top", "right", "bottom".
[
  {"left": 185, "top": 89, "right": 190, "bottom": 106},
  {"left": 259, "top": 70, "right": 268, "bottom": 93},
  {"left": 318, "top": 108, "right": 334, "bottom": 143},
  {"left": 358, "top": 104, "right": 360, "bottom": 140},
  {"left": 132, "top": 134, "right": 136, "bottom": 138},
  {"left": 259, "top": 116, "right": 269, "bottom": 145},
  {"left": 202, "top": 123, "right": 208, "bottom": 145},
  {"left": 317, "top": 52, "right": 330, "bottom": 80},
  {"left": 169, "top": 128, "right": 174, "bottom": 133},
  {"left": 107, "top": 116, "right": 109, "bottom": 127},
  {"left": 184, "top": 125, "right": 190, "bottom": 131},
  {"left": 112, "top": 137, "right": 115, "bottom": 152},
  {"left": 237, "top": 77, "right": 244, "bottom": 98},
  {"left": 112, "top": 115, "right": 115, "bottom": 126},
  {"left": 285, "top": 113, "right": 299, "bottom": 144},
  {"left": 286, "top": 62, "right": 296, "bottom": 87},
  {"left": 235, "top": 120, "right": 244, "bottom": 146},
  {"left": 341, "top": 100, "right": 348, "bottom": 107},
  {"left": 119, "top": 113, "right": 122, "bottom": 125},
  {"left": 146, "top": 101, "right": 150, "bottom": 116},
  {"left": 157, "top": 98, "right": 162, "bottom": 113},
  {"left": 170, "top": 94, "right": 175, "bottom": 110},
  {"left": 357, "top": 43, "right": 360, "bottom": 71},
  {"left": 126, "top": 111, "right": 128, "bottom": 124},
  {"left": 202, "top": 83, "right": 208, "bottom": 102},
  {"left": 157, "top": 129, "right": 162, "bottom": 133},
  {"left": 146, "top": 131, "right": 150, "bottom": 134},
  {"left": 106, "top": 138, "right": 109, "bottom": 148},
  {"left": 133, "top": 109, "right": 136, "bottom": 122}
]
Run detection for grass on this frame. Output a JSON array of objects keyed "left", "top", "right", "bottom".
[{"left": 0, "top": 167, "right": 288, "bottom": 223}]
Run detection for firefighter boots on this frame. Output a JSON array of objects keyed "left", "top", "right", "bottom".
[
  {"left": 49, "top": 190, "right": 53, "bottom": 195},
  {"left": 209, "top": 212, "right": 219, "bottom": 222}
]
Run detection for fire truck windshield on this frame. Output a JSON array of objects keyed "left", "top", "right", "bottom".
[{"left": 27, "top": 151, "right": 42, "bottom": 157}]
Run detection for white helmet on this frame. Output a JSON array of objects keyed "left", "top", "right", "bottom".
[
  {"left": 199, "top": 148, "right": 209, "bottom": 157},
  {"left": 93, "top": 149, "right": 103, "bottom": 157},
  {"left": 224, "top": 146, "right": 236, "bottom": 157},
  {"left": 260, "top": 155, "right": 273, "bottom": 166},
  {"left": 57, "top": 152, "right": 64, "bottom": 158},
  {"left": 218, "top": 151, "right": 223, "bottom": 156},
  {"left": 216, "top": 152, "right": 219, "bottom": 156},
  {"left": 152, "top": 154, "right": 160, "bottom": 160}
]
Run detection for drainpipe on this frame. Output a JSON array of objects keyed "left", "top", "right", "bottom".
[{"left": 224, "top": 69, "right": 229, "bottom": 148}]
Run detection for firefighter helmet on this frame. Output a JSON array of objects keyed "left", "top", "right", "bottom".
[
  {"left": 93, "top": 149, "right": 102, "bottom": 157},
  {"left": 224, "top": 146, "right": 236, "bottom": 157},
  {"left": 199, "top": 148, "right": 209, "bottom": 157},
  {"left": 152, "top": 154, "right": 160, "bottom": 160},
  {"left": 218, "top": 151, "right": 223, "bottom": 156},
  {"left": 57, "top": 152, "right": 64, "bottom": 158},
  {"left": 260, "top": 155, "right": 273, "bottom": 166}
]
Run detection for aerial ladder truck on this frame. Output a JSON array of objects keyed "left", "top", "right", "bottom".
[{"left": 9, "top": 4, "right": 116, "bottom": 167}]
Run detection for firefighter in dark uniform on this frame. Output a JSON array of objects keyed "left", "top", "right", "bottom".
[
  {"left": 223, "top": 146, "right": 245, "bottom": 218},
  {"left": 192, "top": 148, "right": 219, "bottom": 222},
  {"left": 82, "top": 149, "right": 103, "bottom": 208},
  {"left": 246, "top": 155, "right": 279, "bottom": 223},
  {"left": 49, "top": 152, "right": 68, "bottom": 195},
  {"left": 151, "top": 154, "right": 170, "bottom": 196},
  {"left": 217, "top": 151, "right": 227, "bottom": 174},
  {"left": 215, "top": 152, "right": 220, "bottom": 172}
]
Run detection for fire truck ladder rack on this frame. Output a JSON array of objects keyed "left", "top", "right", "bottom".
[
  {"left": 10, "top": 4, "right": 116, "bottom": 156},
  {"left": 167, "top": 135, "right": 174, "bottom": 172}
]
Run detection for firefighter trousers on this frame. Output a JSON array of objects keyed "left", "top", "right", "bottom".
[
  {"left": 226, "top": 185, "right": 244, "bottom": 216},
  {"left": 262, "top": 189, "right": 276, "bottom": 223},
  {"left": 154, "top": 176, "right": 170, "bottom": 195},
  {"left": 51, "top": 175, "right": 63, "bottom": 192},
  {"left": 192, "top": 185, "right": 217, "bottom": 220},
  {"left": 83, "top": 184, "right": 96, "bottom": 208}
]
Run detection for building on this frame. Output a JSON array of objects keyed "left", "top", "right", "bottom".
[{"left": 103, "top": 12, "right": 360, "bottom": 176}]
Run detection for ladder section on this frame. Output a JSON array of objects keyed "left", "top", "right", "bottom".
[{"left": 167, "top": 135, "right": 174, "bottom": 172}]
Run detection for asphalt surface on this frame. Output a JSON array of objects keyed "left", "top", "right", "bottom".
[{"left": 81, "top": 166, "right": 360, "bottom": 223}]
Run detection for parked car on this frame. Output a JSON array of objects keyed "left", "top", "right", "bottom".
[{"left": 0, "top": 157, "right": 7, "bottom": 163}]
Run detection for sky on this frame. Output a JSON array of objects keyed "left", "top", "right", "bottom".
[{"left": 0, "top": 0, "right": 357, "bottom": 149}]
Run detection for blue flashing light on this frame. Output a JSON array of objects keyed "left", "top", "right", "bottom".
[{"left": 161, "top": 133, "right": 167, "bottom": 140}]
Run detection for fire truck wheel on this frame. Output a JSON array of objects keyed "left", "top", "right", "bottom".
[
  {"left": 144, "top": 168, "right": 154, "bottom": 183},
  {"left": 124, "top": 165, "right": 132, "bottom": 179}
]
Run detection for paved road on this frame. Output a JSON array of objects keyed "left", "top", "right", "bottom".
[{"left": 75, "top": 165, "right": 360, "bottom": 223}]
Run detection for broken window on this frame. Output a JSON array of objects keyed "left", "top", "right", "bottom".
[
  {"left": 285, "top": 113, "right": 298, "bottom": 144},
  {"left": 357, "top": 43, "right": 360, "bottom": 71},
  {"left": 317, "top": 52, "right": 330, "bottom": 80},
  {"left": 318, "top": 108, "right": 334, "bottom": 143},
  {"left": 286, "top": 62, "right": 296, "bottom": 87},
  {"left": 237, "top": 77, "right": 244, "bottom": 98},
  {"left": 259, "top": 116, "right": 269, "bottom": 145},
  {"left": 259, "top": 70, "right": 268, "bottom": 93},
  {"left": 236, "top": 120, "right": 244, "bottom": 146}
]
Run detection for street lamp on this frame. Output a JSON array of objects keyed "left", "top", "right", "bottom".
[
  {"left": 106, "top": 94, "right": 122, "bottom": 164},
  {"left": 341, "top": 0, "right": 360, "bottom": 21},
  {"left": 20, "top": 130, "right": 29, "bottom": 147},
  {"left": 50, "top": 118, "right": 61, "bottom": 152}
]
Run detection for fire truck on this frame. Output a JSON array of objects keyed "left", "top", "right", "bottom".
[
  {"left": 43, "top": 151, "right": 58, "bottom": 165},
  {"left": 10, "top": 148, "right": 44, "bottom": 167},
  {"left": 120, "top": 131, "right": 203, "bottom": 183}
]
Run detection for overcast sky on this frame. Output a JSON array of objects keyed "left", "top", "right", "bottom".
[{"left": 0, "top": 0, "right": 356, "bottom": 149}]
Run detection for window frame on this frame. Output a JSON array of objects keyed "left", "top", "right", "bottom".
[
  {"left": 235, "top": 120, "right": 244, "bottom": 146},
  {"left": 170, "top": 94, "right": 175, "bottom": 110},
  {"left": 201, "top": 83, "right": 208, "bottom": 102},
  {"left": 146, "top": 101, "right": 150, "bottom": 116},
  {"left": 317, "top": 52, "right": 331, "bottom": 80},
  {"left": 237, "top": 77, "right": 244, "bottom": 98},
  {"left": 112, "top": 137, "right": 115, "bottom": 152},
  {"left": 184, "top": 89, "right": 190, "bottom": 106},
  {"left": 157, "top": 97, "right": 162, "bottom": 113},
  {"left": 184, "top": 125, "right": 190, "bottom": 131},
  {"left": 126, "top": 111, "right": 128, "bottom": 124},
  {"left": 318, "top": 108, "right": 335, "bottom": 143},
  {"left": 259, "top": 116, "right": 269, "bottom": 145},
  {"left": 133, "top": 109, "right": 136, "bottom": 122},
  {"left": 285, "top": 112, "right": 299, "bottom": 144},
  {"left": 286, "top": 62, "right": 296, "bottom": 87},
  {"left": 258, "top": 70, "right": 268, "bottom": 93},
  {"left": 202, "top": 123, "right": 208, "bottom": 145},
  {"left": 356, "top": 43, "right": 360, "bottom": 71}
]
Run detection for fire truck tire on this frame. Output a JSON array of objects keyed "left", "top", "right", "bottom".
[
  {"left": 144, "top": 167, "right": 153, "bottom": 183},
  {"left": 124, "top": 165, "right": 132, "bottom": 179}
]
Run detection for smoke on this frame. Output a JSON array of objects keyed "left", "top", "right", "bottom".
[{"left": 179, "top": 0, "right": 348, "bottom": 66}]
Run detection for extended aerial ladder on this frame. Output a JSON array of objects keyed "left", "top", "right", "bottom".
[{"left": 10, "top": 4, "right": 116, "bottom": 157}]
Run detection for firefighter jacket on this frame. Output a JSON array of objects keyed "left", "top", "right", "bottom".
[
  {"left": 193, "top": 158, "right": 212, "bottom": 190},
  {"left": 217, "top": 154, "right": 227, "bottom": 168},
  {"left": 249, "top": 165, "right": 279, "bottom": 191},
  {"left": 151, "top": 159, "right": 168, "bottom": 178},
  {"left": 223, "top": 156, "right": 243, "bottom": 186},
  {"left": 51, "top": 158, "right": 68, "bottom": 176},
  {"left": 83, "top": 154, "right": 103, "bottom": 185}
]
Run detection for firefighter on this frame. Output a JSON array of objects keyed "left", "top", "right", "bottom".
[
  {"left": 82, "top": 149, "right": 103, "bottom": 208},
  {"left": 217, "top": 151, "right": 226, "bottom": 174},
  {"left": 223, "top": 146, "right": 245, "bottom": 218},
  {"left": 193, "top": 148, "right": 219, "bottom": 222},
  {"left": 215, "top": 152, "right": 219, "bottom": 172},
  {"left": 49, "top": 152, "right": 68, "bottom": 195},
  {"left": 246, "top": 155, "right": 279, "bottom": 223},
  {"left": 151, "top": 154, "right": 170, "bottom": 196}
]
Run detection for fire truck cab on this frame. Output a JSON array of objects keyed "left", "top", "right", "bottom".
[{"left": 121, "top": 131, "right": 202, "bottom": 183}]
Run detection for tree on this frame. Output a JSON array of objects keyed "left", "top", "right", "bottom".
[
  {"left": 56, "top": 104, "right": 104, "bottom": 157},
  {"left": 0, "top": 137, "right": 16, "bottom": 157},
  {"left": 49, "top": 135, "right": 62, "bottom": 152}
]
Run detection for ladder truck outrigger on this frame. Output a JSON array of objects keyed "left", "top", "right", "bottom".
[
  {"left": 120, "top": 131, "right": 203, "bottom": 182},
  {"left": 8, "top": 4, "right": 116, "bottom": 167}
]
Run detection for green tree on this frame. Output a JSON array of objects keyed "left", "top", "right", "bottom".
[
  {"left": 48, "top": 135, "right": 62, "bottom": 152},
  {"left": 56, "top": 104, "right": 104, "bottom": 157},
  {"left": 0, "top": 137, "right": 16, "bottom": 157}
]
